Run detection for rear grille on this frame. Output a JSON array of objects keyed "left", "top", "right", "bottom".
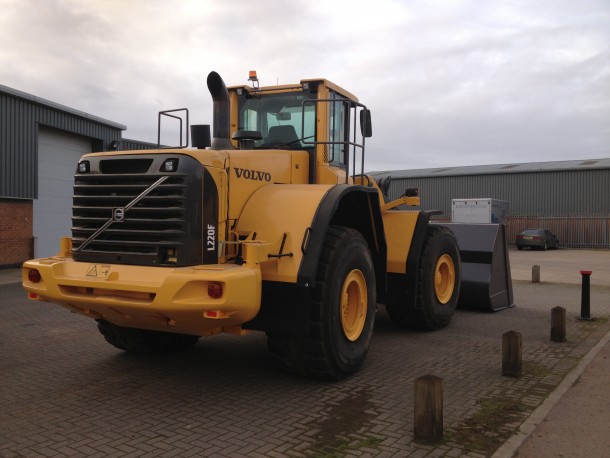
[{"left": 72, "top": 154, "right": 203, "bottom": 267}]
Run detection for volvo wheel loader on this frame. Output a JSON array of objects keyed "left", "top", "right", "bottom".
[{"left": 23, "top": 70, "right": 493, "bottom": 380}]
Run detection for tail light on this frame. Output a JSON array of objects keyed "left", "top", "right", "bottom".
[
  {"left": 208, "top": 282, "right": 223, "bottom": 299},
  {"left": 28, "top": 269, "right": 41, "bottom": 283}
]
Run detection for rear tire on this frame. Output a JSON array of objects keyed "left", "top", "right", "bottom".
[
  {"left": 266, "top": 226, "right": 376, "bottom": 380},
  {"left": 96, "top": 320, "right": 199, "bottom": 354},
  {"left": 386, "top": 226, "right": 461, "bottom": 331}
]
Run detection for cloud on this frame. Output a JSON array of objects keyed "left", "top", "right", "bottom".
[{"left": 1, "top": 0, "right": 608, "bottom": 171}]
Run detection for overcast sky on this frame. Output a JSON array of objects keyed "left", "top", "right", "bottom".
[{"left": 1, "top": 0, "right": 609, "bottom": 171}]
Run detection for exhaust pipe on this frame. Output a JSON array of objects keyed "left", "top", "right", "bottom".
[{"left": 207, "top": 71, "right": 234, "bottom": 150}]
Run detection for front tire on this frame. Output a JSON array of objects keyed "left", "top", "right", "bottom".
[
  {"left": 386, "top": 225, "right": 461, "bottom": 331},
  {"left": 96, "top": 320, "right": 199, "bottom": 354},
  {"left": 267, "top": 226, "right": 376, "bottom": 380}
]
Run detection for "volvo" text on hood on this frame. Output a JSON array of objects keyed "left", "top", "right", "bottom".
[{"left": 234, "top": 168, "right": 272, "bottom": 182}]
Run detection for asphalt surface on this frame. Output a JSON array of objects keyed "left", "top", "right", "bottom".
[{"left": 1, "top": 248, "right": 609, "bottom": 457}]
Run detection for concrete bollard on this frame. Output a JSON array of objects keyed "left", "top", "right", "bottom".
[
  {"left": 502, "top": 331, "right": 522, "bottom": 377},
  {"left": 532, "top": 265, "right": 540, "bottom": 283},
  {"left": 551, "top": 306, "right": 566, "bottom": 342},
  {"left": 414, "top": 375, "right": 444, "bottom": 444},
  {"left": 580, "top": 270, "right": 592, "bottom": 320}
]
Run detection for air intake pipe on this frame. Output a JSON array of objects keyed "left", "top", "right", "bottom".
[{"left": 207, "top": 71, "right": 234, "bottom": 150}]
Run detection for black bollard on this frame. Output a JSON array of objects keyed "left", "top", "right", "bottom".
[{"left": 580, "top": 270, "right": 592, "bottom": 320}]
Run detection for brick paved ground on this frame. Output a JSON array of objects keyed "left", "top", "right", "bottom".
[{"left": 1, "top": 280, "right": 609, "bottom": 457}]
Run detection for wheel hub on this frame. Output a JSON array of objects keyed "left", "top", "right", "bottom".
[
  {"left": 434, "top": 254, "right": 455, "bottom": 304},
  {"left": 341, "top": 269, "right": 367, "bottom": 341}
]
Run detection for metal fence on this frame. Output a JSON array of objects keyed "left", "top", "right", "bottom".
[
  {"left": 430, "top": 215, "right": 610, "bottom": 249},
  {"left": 506, "top": 216, "right": 610, "bottom": 249}
]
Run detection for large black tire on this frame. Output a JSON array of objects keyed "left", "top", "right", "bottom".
[
  {"left": 386, "top": 225, "right": 461, "bottom": 331},
  {"left": 266, "top": 226, "right": 376, "bottom": 380},
  {"left": 96, "top": 320, "right": 199, "bottom": 354}
]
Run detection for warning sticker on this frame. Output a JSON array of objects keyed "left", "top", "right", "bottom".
[{"left": 86, "top": 264, "right": 111, "bottom": 278}]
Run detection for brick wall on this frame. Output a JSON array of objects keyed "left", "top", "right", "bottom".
[{"left": 0, "top": 199, "right": 33, "bottom": 267}]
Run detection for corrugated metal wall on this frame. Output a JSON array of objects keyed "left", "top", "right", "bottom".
[
  {"left": 1, "top": 91, "right": 124, "bottom": 199},
  {"left": 120, "top": 138, "right": 160, "bottom": 151},
  {"left": 384, "top": 170, "right": 610, "bottom": 218}
]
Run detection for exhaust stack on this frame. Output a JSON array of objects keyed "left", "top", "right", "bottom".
[{"left": 207, "top": 71, "right": 234, "bottom": 150}]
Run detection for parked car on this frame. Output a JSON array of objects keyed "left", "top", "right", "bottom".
[{"left": 516, "top": 229, "right": 559, "bottom": 250}]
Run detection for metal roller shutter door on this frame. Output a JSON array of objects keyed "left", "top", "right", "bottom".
[{"left": 34, "top": 127, "right": 91, "bottom": 257}]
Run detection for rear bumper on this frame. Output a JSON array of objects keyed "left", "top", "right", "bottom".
[{"left": 22, "top": 257, "right": 262, "bottom": 336}]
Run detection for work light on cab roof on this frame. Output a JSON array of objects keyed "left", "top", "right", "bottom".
[{"left": 248, "top": 70, "right": 259, "bottom": 89}]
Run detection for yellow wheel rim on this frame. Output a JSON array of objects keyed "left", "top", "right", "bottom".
[
  {"left": 434, "top": 254, "right": 455, "bottom": 304},
  {"left": 341, "top": 269, "right": 367, "bottom": 342}
]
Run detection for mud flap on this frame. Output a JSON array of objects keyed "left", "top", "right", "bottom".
[{"left": 434, "top": 223, "right": 514, "bottom": 311}]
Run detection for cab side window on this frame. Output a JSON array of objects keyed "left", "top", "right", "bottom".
[{"left": 328, "top": 90, "right": 347, "bottom": 167}]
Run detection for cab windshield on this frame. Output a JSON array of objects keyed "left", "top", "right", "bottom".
[{"left": 237, "top": 91, "right": 316, "bottom": 149}]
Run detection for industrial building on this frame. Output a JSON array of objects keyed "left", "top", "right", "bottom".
[
  {"left": 1, "top": 83, "right": 608, "bottom": 268},
  {"left": 370, "top": 160, "right": 610, "bottom": 248},
  {"left": 0, "top": 85, "right": 153, "bottom": 267}
]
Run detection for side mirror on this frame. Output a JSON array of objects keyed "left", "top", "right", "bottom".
[{"left": 360, "top": 109, "right": 372, "bottom": 138}]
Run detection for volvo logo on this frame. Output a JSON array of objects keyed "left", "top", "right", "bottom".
[
  {"left": 234, "top": 167, "right": 272, "bottom": 182},
  {"left": 113, "top": 207, "right": 125, "bottom": 222}
]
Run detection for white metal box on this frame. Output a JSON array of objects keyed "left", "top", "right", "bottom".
[{"left": 451, "top": 198, "right": 509, "bottom": 224}]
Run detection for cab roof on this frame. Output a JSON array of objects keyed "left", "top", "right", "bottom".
[{"left": 228, "top": 78, "right": 359, "bottom": 102}]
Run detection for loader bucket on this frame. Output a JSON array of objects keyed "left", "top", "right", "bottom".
[{"left": 435, "top": 223, "right": 514, "bottom": 311}]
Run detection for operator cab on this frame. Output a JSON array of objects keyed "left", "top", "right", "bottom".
[{"left": 228, "top": 71, "right": 372, "bottom": 184}]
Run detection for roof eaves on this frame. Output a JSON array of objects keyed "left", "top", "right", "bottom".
[{"left": 0, "top": 84, "right": 126, "bottom": 131}]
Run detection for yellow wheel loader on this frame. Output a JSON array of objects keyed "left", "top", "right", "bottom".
[{"left": 22, "top": 71, "right": 508, "bottom": 380}]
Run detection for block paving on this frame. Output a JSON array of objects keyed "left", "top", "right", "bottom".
[{"left": 1, "top": 280, "right": 609, "bottom": 457}]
